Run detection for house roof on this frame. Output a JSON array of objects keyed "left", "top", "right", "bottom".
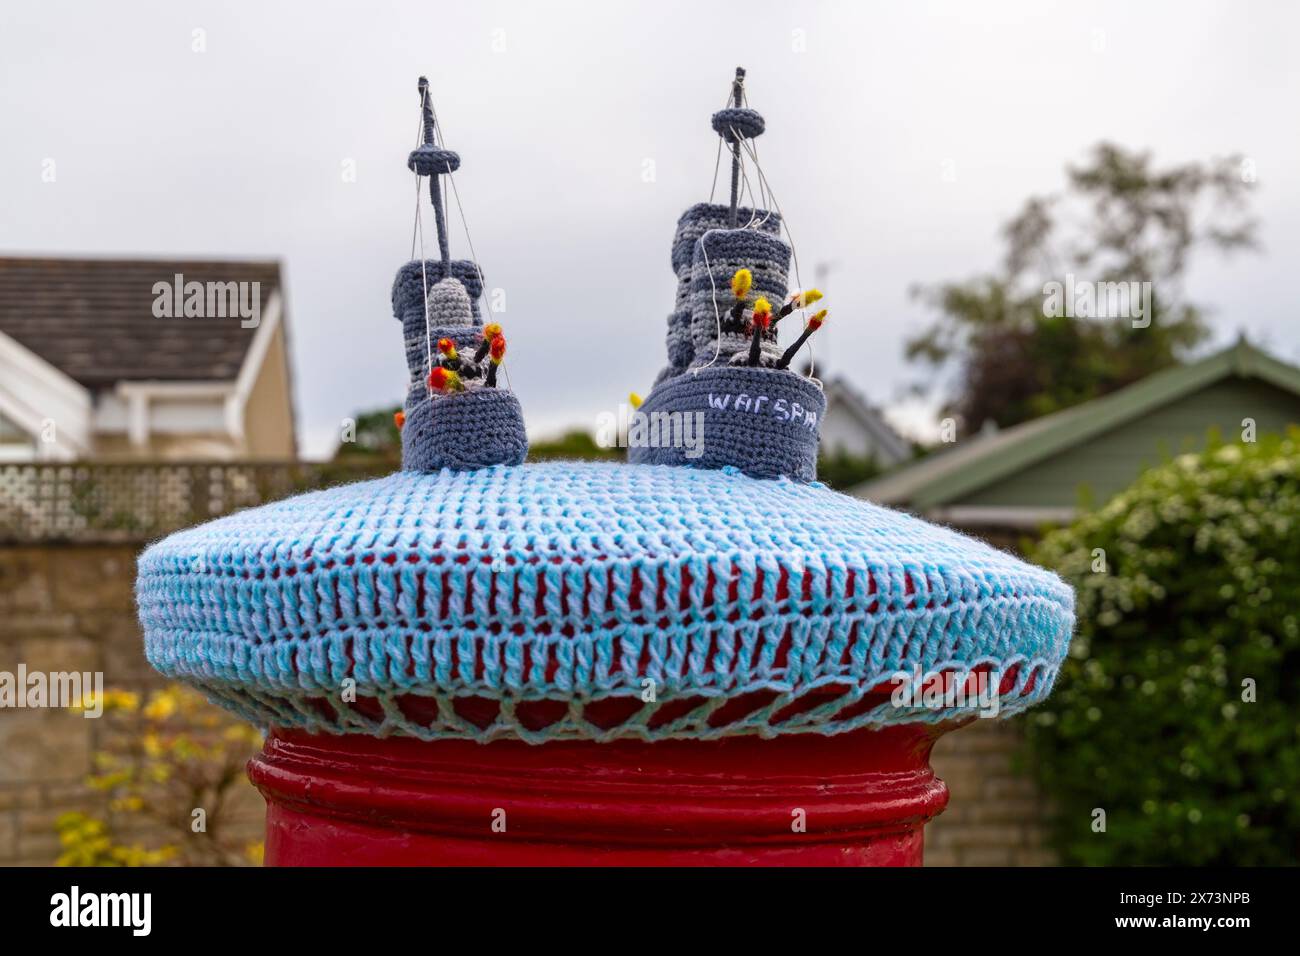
[
  {"left": 854, "top": 338, "right": 1300, "bottom": 510},
  {"left": 822, "top": 376, "right": 913, "bottom": 463},
  {"left": 0, "top": 257, "right": 282, "bottom": 389}
]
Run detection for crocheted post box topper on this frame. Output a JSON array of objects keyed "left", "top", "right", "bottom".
[
  {"left": 630, "top": 67, "right": 830, "bottom": 482},
  {"left": 136, "top": 463, "right": 1075, "bottom": 744},
  {"left": 135, "top": 72, "right": 1075, "bottom": 746},
  {"left": 394, "top": 76, "right": 527, "bottom": 472}
]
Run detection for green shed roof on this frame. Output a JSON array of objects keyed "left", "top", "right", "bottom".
[{"left": 854, "top": 339, "right": 1300, "bottom": 519}]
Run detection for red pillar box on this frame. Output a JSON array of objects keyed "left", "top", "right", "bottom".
[{"left": 250, "top": 722, "right": 951, "bottom": 867}]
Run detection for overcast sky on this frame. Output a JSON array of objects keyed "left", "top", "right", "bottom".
[{"left": 3, "top": 0, "right": 1297, "bottom": 458}]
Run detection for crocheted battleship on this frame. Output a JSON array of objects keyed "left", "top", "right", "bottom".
[
  {"left": 629, "top": 68, "right": 826, "bottom": 482},
  {"left": 135, "top": 71, "right": 1075, "bottom": 744},
  {"left": 395, "top": 77, "right": 527, "bottom": 472}
]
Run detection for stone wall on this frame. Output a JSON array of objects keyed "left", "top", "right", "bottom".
[{"left": 0, "top": 544, "right": 264, "bottom": 866}]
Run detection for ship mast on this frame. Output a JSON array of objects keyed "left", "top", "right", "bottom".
[
  {"left": 727, "top": 67, "right": 745, "bottom": 228},
  {"left": 417, "top": 76, "right": 452, "bottom": 265}
]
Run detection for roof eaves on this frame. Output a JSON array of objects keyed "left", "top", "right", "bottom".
[
  {"left": 826, "top": 377, "right": 911, "bottom": 460},
  {"left": 908, "top": 351, "right": 1235, "bottom": 509}
]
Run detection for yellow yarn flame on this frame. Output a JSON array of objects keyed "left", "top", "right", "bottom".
[{"left": 731, "top": 268, "right": 753, "bottom": 299}]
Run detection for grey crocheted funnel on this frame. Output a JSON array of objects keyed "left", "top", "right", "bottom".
[
  {"left": 632, "top": 67, "right": 824, "bottom": 482},
  {"left": 396, "top": 77, "right": 527, "bottom": 472}
]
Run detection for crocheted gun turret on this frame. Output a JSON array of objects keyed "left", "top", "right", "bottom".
[
  {"left": 630, "top": 67, "right": 828, "bottom": 482},
  {"left": 394, "top": 77, "right": 527, "bottom": 472}
]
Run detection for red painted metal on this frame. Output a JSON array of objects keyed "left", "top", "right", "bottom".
[{"left": 249, "top": 721, "right": 964, "bottom": 866}]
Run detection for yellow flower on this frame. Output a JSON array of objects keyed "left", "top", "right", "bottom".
[
  {"left": 75, "top": 689, "right": 140, "bottom": 715},
  {"left": 144, "top": 689, "right": 179, "bottom": 721}
]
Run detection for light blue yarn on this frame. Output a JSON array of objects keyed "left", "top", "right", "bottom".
[{"left": 136, "top": 462, "right": 1074, "bottom": 743}]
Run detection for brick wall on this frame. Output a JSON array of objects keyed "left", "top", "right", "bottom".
[
  {"left": 925, "top": 719, "right": 1058, "bottom": 866},
  {"left": 0, "top": 545, "right": 264, "bottom": 866}
]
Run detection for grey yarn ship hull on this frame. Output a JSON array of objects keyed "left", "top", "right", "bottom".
[
  {"left": 628, "top": 366, "right": 825, "bottom": 482},
  {"left": 402, "top": 388, "right": 528, "bottom": 472},
  {"left": 658, "top": 204, "right": 782, "bottom": 384}
]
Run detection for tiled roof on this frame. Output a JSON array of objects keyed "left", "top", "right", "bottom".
[{"left": 0, "top": 257, "right": 282, "bottom": 389}]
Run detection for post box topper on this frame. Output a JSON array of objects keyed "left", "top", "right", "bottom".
[{"left": 135, "top": 72, "right": 1075, "bottom": 745}]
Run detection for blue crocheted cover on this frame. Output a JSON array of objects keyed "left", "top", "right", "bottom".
[{"left": 136, "top": 463, "right": 1075, "bottom": 743}]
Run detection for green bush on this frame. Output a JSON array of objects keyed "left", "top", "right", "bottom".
[
  {"left": 816, "top": 449, "right": 883, "bottom": 491},
  {"left": 1026, "top": 432, "right": 1300, "bottom": 865},
  {"left": 527, "top": 430, "right": 623, "bottom": 462}
]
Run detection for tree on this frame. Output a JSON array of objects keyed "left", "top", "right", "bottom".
[
  {"left": 908, "top": 143, "right": 1258, "bottom": 433},
  {"left": 333, "top": 405, "right": 403, "bottom": 461}
]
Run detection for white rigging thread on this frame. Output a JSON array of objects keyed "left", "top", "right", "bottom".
[
  {"left": 735, "top": 130, "right": 816, "bottom": 380},
  {"left": 412, "top": 106, "right": 434, "bottom": 397},
  {"left": 695, "top": 231, "right": 725, "bottom": 370},
  {"left": 424, "top": 92, "right": 510, "bottom": 389},
  {"left": 695, "top": 131, "right": 767, "bottom": 371},
  {"left": 730, "top": 83, "right": 816, "bottom": 377},
  {"left": 694, "top": 119, "right": 813, "bottom": 377},
  {"left": 738, "top": 88, "right": 776, "bottom": 228},
  {"left": 708, "top": 137, "right": 723, "bottom": 204},
  {"left": 707, "top": 85, "right": 733, "bottom": 203},
  {"left": 408, "top": 82, "right": 513, "bottom": 391}
]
